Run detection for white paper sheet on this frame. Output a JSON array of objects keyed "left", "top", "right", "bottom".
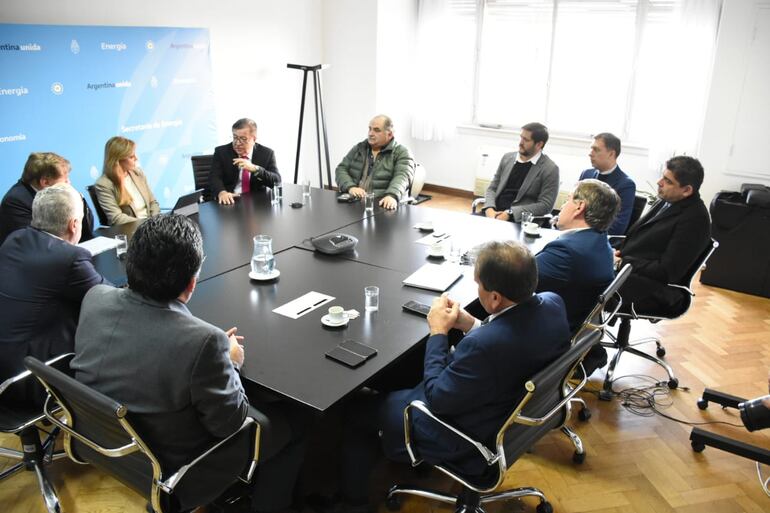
[
  {"left": 78, "top": 236, "right": 120, "bottom": 256},
  {"left": 403, "top": 263, "right": 463, "bottom": 292},
  {"left": 272, "top": 291, "right": 335, "bottom": 319}
]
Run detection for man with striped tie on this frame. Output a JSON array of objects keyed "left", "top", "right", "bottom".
[
  {"left": 209, "top": 118, "right": 281, "bottom": 205},
  {"left": 614, "top": 155, "right": 711, "bottom": 314}
]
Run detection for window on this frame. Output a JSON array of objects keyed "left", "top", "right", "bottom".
[{"left": 436, "top": 0, "right": 720, "bottom": 146}]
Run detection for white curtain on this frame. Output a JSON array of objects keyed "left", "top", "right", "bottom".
[
  {"left": 411, "top": 0, "right": 469, "bottom": 142},
  {"left": 643, "top": 0, "right": 722, "bottom": 169}
]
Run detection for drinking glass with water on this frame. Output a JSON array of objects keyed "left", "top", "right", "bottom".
[{"left": 251, "top": 235, "right": 275, "bottom": 276}]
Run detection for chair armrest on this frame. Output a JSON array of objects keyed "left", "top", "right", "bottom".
[
  {"left": 403, "top": 400, "right": 499, "bottom": 467},
  {"left": 512, "top": 367, "right": 588, "bottom": 427},
  {"left": 159, "top": 417, "right": 261, "bottom": 493},
  {"left": 0, "top": 353, "right": 74, "bottom": 396},
  {"left": 471, "top": 198, "right": 486, "bottom": 214},
  {"left": 42, "top": 394, "right": 140, "bottom": 458},
  {"left": 667, "top": 283, "right": 695, "bottom": 296}
]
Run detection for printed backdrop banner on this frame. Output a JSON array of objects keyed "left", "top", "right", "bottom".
[{"left": 0, "top": 24, "right": 217, "bottom": 208}]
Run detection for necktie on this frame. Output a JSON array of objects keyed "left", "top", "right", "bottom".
[{"left": 241, "top": 155, "right": 250, "bottom": 194}]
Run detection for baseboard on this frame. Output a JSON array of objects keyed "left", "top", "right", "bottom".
[{"left": 422, "top": 183, "right": 477, "bottom": 199}]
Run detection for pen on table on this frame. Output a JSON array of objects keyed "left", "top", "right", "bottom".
[{"left": 296, "top": 299, "right": 328, "bottom": 316}]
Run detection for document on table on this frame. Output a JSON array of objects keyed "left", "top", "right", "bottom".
[
  {"left": 415, "top": 232, "right": 451, "bottom": 246},
  {"left": 273, "top": 291, "right": 335, "bottom": 319},
  {"left": 403, "top": 263, "right": 463, "bottom": 292},
  {"left": 78, "top": 236, "right": 120, "bottom": 256}
]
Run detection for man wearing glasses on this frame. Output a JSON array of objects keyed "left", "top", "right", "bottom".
[{"left": 209, "top": 118, "right": 281, "bottom": 205}]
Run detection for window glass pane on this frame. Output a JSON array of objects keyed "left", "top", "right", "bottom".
[
  {"left": 476, "top": 0, "right": 554, "bottom": 125},
  {"left": 547, "top": 1, "right": 638, "bottom": 135}
]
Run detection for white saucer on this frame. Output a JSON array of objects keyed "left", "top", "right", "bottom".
[
  {"left": 249, "top": 269, "right": 281, "bottom": 281},
  {"left": 416, "top": 223, "right": 435, "bottom": 232},
  {"left": 523, "top": 229, "right": 541, "bottom": 237},
  {"left": 321, "top": 314, "right": 349, "bottom": 327},
  {"left": 427, "top": 250, "right": 445, "bottom": 259}
]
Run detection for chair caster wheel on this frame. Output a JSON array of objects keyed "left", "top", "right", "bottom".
[
  {"left": 536, "top": 501, "right": 554, "bottom": 513},
  {"left": 386, "top": 495, "right": 402, "bottom": 511},
  {"left": 668, "top": 378, "right": 679, "bottom": 389},
  {"left": 573, "top": 451, "right": 586, "bottom": 464},
  {"left": 578, "top": 408, "right": 591, "bottom": 421},
  {"left": 599, "top": 389, "right": 613, "bottom": 401},
  {"left": 697, "top": 399, "right": 708, "bottom": 410},
  {"left": 656, "top": 346, "right": 666, "bottom": 357},
  {"left": 691, "top": 441, "right": 705, "bottom": 453}
]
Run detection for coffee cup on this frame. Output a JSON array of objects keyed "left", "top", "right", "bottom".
[
  {"left": 430, "top": 242, "right": 444, "bottom": 256},
  {"left": 421, "top": 221, "right": 434, "bottom": 231},
  {"left": 523, "top": 221, "right": 540, "bottom": 235},
  {"left": 328, "top": 306, "right": 346, "bottom": 322}
]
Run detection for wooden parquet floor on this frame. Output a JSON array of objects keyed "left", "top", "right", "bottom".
[{"left": 2, "top": 190, "right": 769, "bottom": 512}]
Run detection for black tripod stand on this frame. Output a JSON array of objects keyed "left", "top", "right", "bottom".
[{"left": 287, "top": 63, "right": 332, "bottom": 188}]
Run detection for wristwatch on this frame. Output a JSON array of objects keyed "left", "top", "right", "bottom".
[{"left": 506, "top": 208, "right": 514, "bottom": 218}]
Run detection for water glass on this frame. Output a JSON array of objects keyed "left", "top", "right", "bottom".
[
  {"left": 251, "top": 235, "right": 275, "bottom": 276},
  {"left": 449, "top": 240, "right": 463, "bottom": 263},
  {"left": 521, "top": 210, "right": 534, "bottom": 225},
  {"left": 364, "top": 286, "right": 379, "bottom": 312},
  {"left": 272, "top": 183, "right": 283, "bottom": 204},
  {"left": 115, "top": 234, "right": 128, "bottom": 258},
  {"left": 364, "top": 193, "right": 375, "bottom": 215},
  {"left": 302, "top": 179, "right": 311, "bottom": 201}
]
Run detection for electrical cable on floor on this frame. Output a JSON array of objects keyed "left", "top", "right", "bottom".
[
  {"left": 591, "top": 373, "right": 745, "bottom": 428},
  {"left": 757, "top": 462, "right": 770, "bottom": 497}
]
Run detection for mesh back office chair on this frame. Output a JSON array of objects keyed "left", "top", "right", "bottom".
[
  {"left": 86, "top": 185, "right": 110, "bottom": 227},
  {"left": 386, "top": 328, "right": 603, "bottom": 513},
  {"left": 191, "top": 154, "right": 214, "bottom": 202},
  {"left": 0, "top": 353, "right": 73, "bottom": 513},
  {"left": 598, "top": 239, "right": 719, "bottom": 401},
  {"left": 627, "top": 194, "right": 648, "bottom": 230},
  {"left": 24, "top": 356, "right": 260, "bottom": 513}
]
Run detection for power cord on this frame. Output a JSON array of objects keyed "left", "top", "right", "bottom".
[{"left": 594, "top": 374, "right": 744, "bottom": 428}]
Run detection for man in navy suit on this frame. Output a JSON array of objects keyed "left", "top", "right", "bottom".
[
  {"left": 0, "top": 152, "right": 95, "bottom": 246},
  {"left": 537, "top": 179, "right": 620, "bottom": 332},
  {"left": 331, "top": 242, "right": 570, "bottom": 513},
  {"left": 578, "top": 133, "right": 636, "bottom": 235},
  {"left": 0, "top": 183, "right": 107, "bottom": 405},
  {"left": 482, "top": 122, "right": 560, "bottom": 222},
  {"left": 615, "top": 156, "right": 711, "bottom": 314},
  {"left": 209, "top": 118, "right": 281, "bottom": 205}
]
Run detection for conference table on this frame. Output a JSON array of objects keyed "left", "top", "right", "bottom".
[{"left": 93, "top": 184, "right": 559, "bottom": 412}]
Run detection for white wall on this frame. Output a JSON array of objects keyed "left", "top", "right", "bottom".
[{"left": 0, "top": 0, "right": 324, "bottom": 179}]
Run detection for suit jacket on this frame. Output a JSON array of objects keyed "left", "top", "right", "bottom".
[
  {"left": 579, "top": 166, "right": 636, "bottom": 235},
  {"left": 620, "top": 193, "right": 711, "bottom": 285},
  {"left": 536, "top": 228, "right": 615, "bottom": 331},
  {"left": 379, "top": 293, "right": 570, "bottom": 476},
  {"left": 209, "top": 142, "right": 280, "bottom": 197},
  {"left": 0, "top": 228, "right": 107, "bottom": 402},
  {"left": 94, "top": 169, "right": 160, "bottom": 225},
  {"left": 71, "top": 286, "right": 249, "bottom": 477},
  {"left": 0, "top": 180, "right": 96, "bottom": 245},
  {"left": 484, "top": 152, "right": 560, "bottom": 222}
]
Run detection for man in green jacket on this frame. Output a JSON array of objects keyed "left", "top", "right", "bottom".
[{"left": 335, "top": 115, "right": 415, "bottom": 210}]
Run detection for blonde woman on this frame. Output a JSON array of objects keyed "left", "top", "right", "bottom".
[{"left": 94, "top": 136, "right": 160, "bottom": 225}]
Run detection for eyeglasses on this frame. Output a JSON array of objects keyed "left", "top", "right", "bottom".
[{"left": 232, "top": 135, "right": 250, "bottom": 144}]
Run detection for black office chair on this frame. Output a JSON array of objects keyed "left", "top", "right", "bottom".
[
  {"left": 0, "top": 353, "right": 73, "bottom": 513},
  {"left": 191, "top": 154, "right": 214, "bottom": 202},
  {"left": 86, "top": 185, "right": 110, "bottom": 227},
  {"left": 626, "top": 194, "right": 649, "bottom": 231},
  {"left": 386, "top": 328, "right": 603, "bottom": 513},
  {"left": 24, "top": 356, "right": 261, "bottom": 513},
  {"left": 598, "top": 239, "right": 720, "bottom": 401}
]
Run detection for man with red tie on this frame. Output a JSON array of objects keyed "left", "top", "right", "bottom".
[{"left": 209, "top": 118, "right": 281, "bottom": 205}]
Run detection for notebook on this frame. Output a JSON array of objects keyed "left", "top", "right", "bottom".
[{"left": 402, "top": 263, "right": 463, "bottom": 292}]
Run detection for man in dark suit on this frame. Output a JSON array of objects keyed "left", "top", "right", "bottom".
[
  {"left": 330, "top": 242, "right": 570, "bottom": 513},
  {"left": 72, "top": 214, "right": 306, "bottom": 513},
  {"left": 0, "top": 152, "right": 95, "bottom": 245},
  {"left": 0, "top": 183, "right": 107, "bottom": 405},
  {"left": 537, "top": 179, "right": 620, "bottom": 332},
  {"left": 481, "top": 122, "right": 560, "bottom": 222},
  {"left": 579, "top": 133, "right": 636, "bottom": 235},
  {"left": 209, "top": 118, "right": 281, "bottom": 205},
  {"left": 615, "top": 155, "right": 711, "bottom": 314}
]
